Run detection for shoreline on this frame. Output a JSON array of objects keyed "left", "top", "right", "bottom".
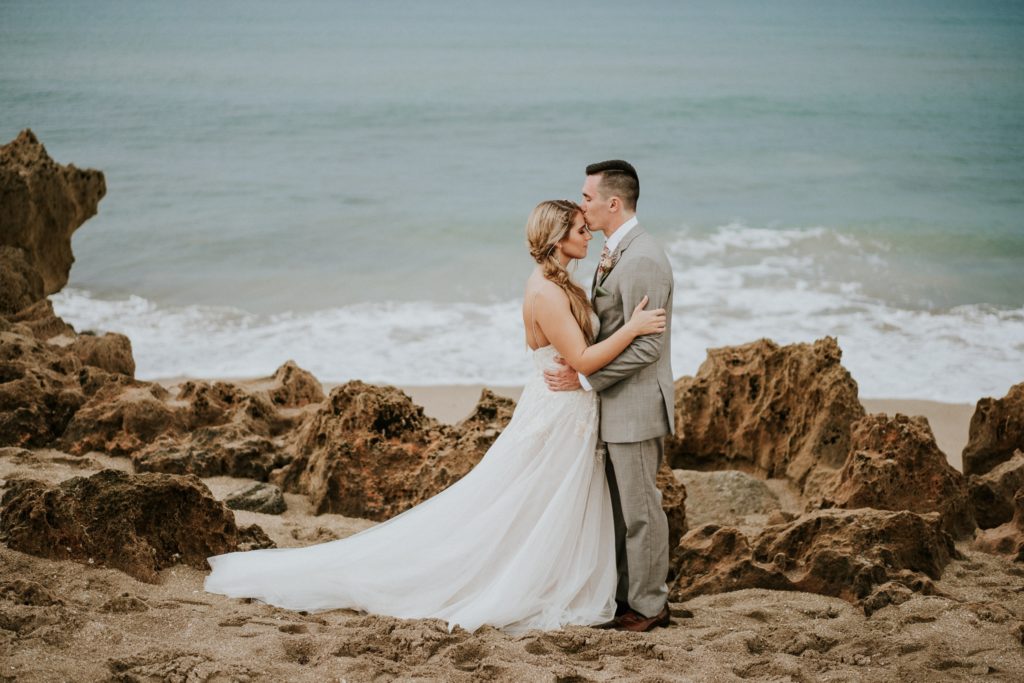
[{"left": 154, "top": 377, "right": 973, "bottom": 471}]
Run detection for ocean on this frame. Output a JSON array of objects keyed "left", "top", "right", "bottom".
[{"left": 2, "top": 0, "right": 1022, "bottom": 402}]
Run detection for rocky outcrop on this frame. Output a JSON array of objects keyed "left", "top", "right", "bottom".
[
  {"left": 974, "top": 488, "right": 1024, "bottom": 562},
  {"left": 4, "top": 298, "right": 76, "bottom": 340},
  {"left": 61, "top": 381, "right": 177, "bottom": 457},
  {"left": 969, "top": 450, "right": 1024, "bottom": 529},
  {"left": 0, "top": 129, "right": 106, "bottom": 298},
  {"left": 0, "top": 469, "right": 262, "bottom": 583},
  {"left": 0, "top": 246, "right": 44, "bottom": 315},
  {"left": 963, "top": 382, "right": 1024, "bottom": 477},
  {"left": 271, "top": 381, "right": 451, "bottom": 519},
  {"left": 65, "top": 331, "right": 136, "bottom": 377},
  {"left": 259, "top": 360, "right": 325, "bottom": 408},
  {"left": 131, "top": 367, "right": 312, "bottom": 477},
  {"left": 671, "top": 508, "right": 958, "bottom": 614},
  {"left": 814, "top": 413, "right": 975, "bottom": 538},
  {"left": 0, "top": 329, "right": 85, "bottom": 448},
  {"left": 666, "top": 337, "right": 865, "bottom": 496}
]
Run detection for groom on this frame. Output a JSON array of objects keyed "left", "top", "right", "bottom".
[{"left": 544, "top": 160, "right": 675, "bottom": 632}]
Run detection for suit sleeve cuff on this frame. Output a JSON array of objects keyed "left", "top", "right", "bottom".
[{"left": 578, "top": 373, "right": 593, "bottom": 392}]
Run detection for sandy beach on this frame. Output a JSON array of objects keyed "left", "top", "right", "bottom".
[{"left": 4, "top": 125, "right": 1024, "bottom": 682}]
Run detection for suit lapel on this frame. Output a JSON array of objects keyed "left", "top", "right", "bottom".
[{"left": 598, "top": 225, "right": 646, "bottom": 288}]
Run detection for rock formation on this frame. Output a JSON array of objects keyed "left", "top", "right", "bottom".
[
  {"left": 969, "top": 450, "right": 1024, "bottom": 529},
  {"left": 61, "top": 381, "right": 177, "bottom": 457},
  {"left": 963, "top": 382, "right": 1024, "bottom": 476},
  {"left": 815, "top": 413, "right": 975, "bottom": 538},
  {"left": 0, "top": 246, "right": 44, "bottom": 315},
  {"left": 271, "top": 382, "right": 486, "bottom": 520},
  {"left": 0, "top": 328, "right": 86, "bottom": 448},
  {"left": 974, "top": 488, "right": 1024, "bottom": 562},
  {"left": 0, "top": 469, "right": 270, "bottom": 583},
  {"left": 666, "top": 337, "right": 865, "bottom": 496},
  {"left": 0, "top": 129, "right": 106, "bottom": 296},
  {"left": 671, "top": 508, "right": 958, "bottom": 614}
]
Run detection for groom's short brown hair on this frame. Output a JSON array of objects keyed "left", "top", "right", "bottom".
[{"left": 585, "top": 160, "right": 639, "bottom": 211}]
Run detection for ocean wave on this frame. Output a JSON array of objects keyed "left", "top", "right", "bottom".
[{"left": 50, "top": 224, "right": 1024, "bottom": 403}]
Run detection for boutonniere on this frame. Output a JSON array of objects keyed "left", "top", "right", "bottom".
[{"left": 598, "top": 250, "right": 619, "bottom": 278}]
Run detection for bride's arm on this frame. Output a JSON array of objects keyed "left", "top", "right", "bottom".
[{"left": 534, "top": 287, "right": 665, "bottom": 376}]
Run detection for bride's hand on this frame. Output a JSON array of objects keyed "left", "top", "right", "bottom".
[{"left": 626, "top": 295, "right": 667, "bottom": 336}]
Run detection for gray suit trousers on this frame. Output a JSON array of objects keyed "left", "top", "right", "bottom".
[{"left": 604, "top": 437, "right": 669, "bottom": 617}]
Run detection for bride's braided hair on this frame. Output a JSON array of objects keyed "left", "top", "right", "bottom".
[{"left": 525, "top": 200, "right": 595, "bottom": 344}]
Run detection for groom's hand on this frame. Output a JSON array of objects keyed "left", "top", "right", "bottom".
[{"left": 544, "top": 357, "right": 582, "bottom": 392}]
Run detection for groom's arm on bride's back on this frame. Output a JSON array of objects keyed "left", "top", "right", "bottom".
[{"left": 585, "top": 255, "right": 672, "bottom": 392}]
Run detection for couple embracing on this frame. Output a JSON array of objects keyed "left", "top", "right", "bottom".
[{"left": 206, "top": 160, "right": 676, "bottom": 634}]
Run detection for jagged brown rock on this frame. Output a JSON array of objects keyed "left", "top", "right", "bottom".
[
  {"left": 670, "top": 508, "right": 958, "bottom": 613},
  {"left": 0, "top": 129, "right": 105, "bottom": 296},
  {"left": 963, "top": 382, "right": 1024, "bottom": 476},
  {"left": 271, "top": 381, "right": 448, "bottom": 519},
  {"left": 131, "top": 364, "right": 311, "bottom": 477},
  {"left": 60, "top": 381, "right": 178, "bottom": 457},
  {"left": 815, "top": 413, "right": 976, "bottom": 538},
  {"left": 260, "top": 360, "right": 325, "bottom": 408},
  {"left": 0, "top": 469, "right": 259, "bottom": 583},
  {"left": 666, "top": 337, "right": 865, "bottom": 496},
  {"left": 969, "top": 450, "right": 1024, "bottom": 529},
  {"left": 0, "top": 246, "right": 44, "bottom": 315},
  {"left": 974, "top": 488, "right": 1024, "bottom": 562},
  {"left": 4, "top": 298, "right": 76, "bottom": 340},
  {"left": 0, "top": 329, "right": 85, "bottom": 447},
  {"left": 66, "top": 331, "right": 135, "bottom": 377}
]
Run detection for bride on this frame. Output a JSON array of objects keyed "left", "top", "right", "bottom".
[{"left": 204, "top": 199, "right": 666, "bottom": 633}]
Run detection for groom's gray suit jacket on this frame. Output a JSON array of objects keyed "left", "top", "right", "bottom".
[{"left": 587, "top": 225, "right": 674, "bottom": 443}]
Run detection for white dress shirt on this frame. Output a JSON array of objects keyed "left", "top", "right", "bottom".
[{"left": 579, "top": 215, "right": 639, "bottom": 391}]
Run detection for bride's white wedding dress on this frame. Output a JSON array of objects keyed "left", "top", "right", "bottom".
[{"left": 204, "top": 344, "right": 617, "bottom": 633}]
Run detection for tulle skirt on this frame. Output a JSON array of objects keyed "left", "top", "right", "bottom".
[{"left": 205, "top": 347, "right": 617, "bottom": 633}]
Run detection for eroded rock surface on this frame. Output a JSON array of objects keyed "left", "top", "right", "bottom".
[
  {"left": 0, "top": 329, "right": 85, "bottom": 448},
  {"left": 974, "top": 488, "right": 1024, "bottom": 562},
  {"left": 963, "top": 382, "right": 1024, "bottom": 476},
  {"left": 815, "top": 413, "right": 975, "bottom": 538},
  {"left": 0, "top": 469, "right": 256, "bottom": 582},
  {"left": 0, "top": 129, "right": 106, "bottom": 296},
  {"left": 271, "top": 381, "right": 462, "bottom": 519},
  {"left": 666, "top": 337, "right": 865, "bottom": 496},
  {"left": 671, "top": 508, "right": 958, "bottom": 614},
  {"left": 969, "top": 450, "right": 1024, "bottom": 529},
  {"left": 61, "top": 382, "right": 177, "bottom": 457}
]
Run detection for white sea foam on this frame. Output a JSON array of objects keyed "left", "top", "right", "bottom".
[{"left": 51, "top": 225, "right": 1024, "bottom": 403}]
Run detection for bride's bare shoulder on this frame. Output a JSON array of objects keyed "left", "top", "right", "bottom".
[{"left": 525, "top": 275, "right": 569, "bottom": 307}]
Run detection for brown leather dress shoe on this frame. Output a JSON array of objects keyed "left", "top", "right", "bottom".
[{"left": 614, "top": 604, "right": 670, "bottom": 632}]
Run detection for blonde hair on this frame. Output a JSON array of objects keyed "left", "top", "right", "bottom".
[{"left": 525, "top": 200, "right": 594, "bottom": 343}]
